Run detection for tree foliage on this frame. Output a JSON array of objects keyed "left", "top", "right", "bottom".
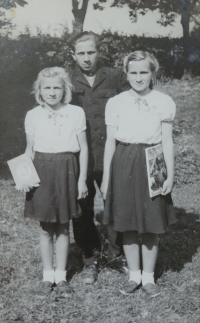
[
  {"left": 0, "top": 0, "right": 27, "bottom": 27},
  {"left": 94, "top": 0, "right": 200, "bottom": 32},
  {"left": 0, "top": 29, "right": 193, "bottom": 80},
  {"left": 93, "top": 0, "right": 200, "bottom": 70},
  {"left": 0, "top": 0, "right": 27, "bottom": 9}
]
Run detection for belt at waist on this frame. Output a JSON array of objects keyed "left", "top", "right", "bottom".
[{"left": 118, "top": 142, "right": 160, "bottom": 147}]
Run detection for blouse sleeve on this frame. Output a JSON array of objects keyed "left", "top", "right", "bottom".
[
  {"left": 105, "top": 97, "right": 119, "bottom": 127},
  {"left": 160, "top": 96, "right": 176, "bottom": 122},
  {"left": 75, "top": 108, "right": 87, "bottom": 135},
  {"left": 24, "top": 110, "right": 35, "bottom": 136}
]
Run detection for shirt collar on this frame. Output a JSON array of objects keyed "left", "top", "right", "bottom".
[
  {"left": 128, "top": 88, "right": 153, "bottom": 100},
  {"left": 73, "top": 65, "right": 107, "bottom": 89},
  {"left": 42, "top": 103, "right": 67, "bottom": 115}
]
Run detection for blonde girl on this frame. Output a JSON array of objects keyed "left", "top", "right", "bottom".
[
  {"left": 21, "top": 67, "right": 88, "bottom": 297},
  {"left": 101, "top": 51, "right": 177, "bottom": 297}
]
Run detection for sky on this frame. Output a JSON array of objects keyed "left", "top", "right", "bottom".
[{"left": 2, "top": 0, "right": 186, "bottom": 39}]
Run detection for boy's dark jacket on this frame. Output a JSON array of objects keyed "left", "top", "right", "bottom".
[{"left": 70, "top": 65, "right": 129, "bottom": 172}]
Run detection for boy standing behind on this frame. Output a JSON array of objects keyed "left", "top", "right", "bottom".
[{"left": 70, "top": 32, "right": 129, "bottom": 284}]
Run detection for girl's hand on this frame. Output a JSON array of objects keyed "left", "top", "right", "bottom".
[
  {"left": 15, "top": 182, "right": 40, "bottom": 193},
  {"left": 162, "top": 178, "right": 173, "bottom": 196},
  {"left": 100, "top": 178, "right": 108, "bottom": 200},
  {"left": 24, "top": 151, "right": 35, "bottom": 160},
  {"left": 77, "top": 179, "right": 88, "bottom": 199}
]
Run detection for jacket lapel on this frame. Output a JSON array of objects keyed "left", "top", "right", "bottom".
[
  {"left": 92, "top": 68, "right": 106, "bottom": 90},
  {"left": 73, "top": 66, "right": 90, "bottom": 87},
  {"left": 73, "top": 65, "right": 107, "bottom": 90}
]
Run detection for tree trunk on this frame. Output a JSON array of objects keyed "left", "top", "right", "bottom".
[
  {"left": 180, "top": 0, "right": 197, "bottom": 75},
  {"left": 72, "top": 0, "right": 89, "bottom": 32},
  {"left": 181, "top": 7, "right": 191, "bottom": 72}
]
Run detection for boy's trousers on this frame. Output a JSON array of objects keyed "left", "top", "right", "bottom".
[{"left": 72, "top": 171, "right": 121, "bottom": 266}]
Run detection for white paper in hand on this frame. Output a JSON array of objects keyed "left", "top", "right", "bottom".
[{"left": 7, "top": 154, "right": 40, "bottom": 187}]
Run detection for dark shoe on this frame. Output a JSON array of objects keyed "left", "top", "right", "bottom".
[
  {"left": 80, "top": 265, "right": 98, "bottom": 284},
  {"left": 108, "top": 256, "right": 128, "bottom": 274},
  {"left": 56, "top": 280, "right": 74, "bottom": 297},
  {"left": 37, "top": 281, "right": 53, "bottom": 297},
  {"left": 143, "top": 283, "right": 161, "bottom": 298},
  {"left": 120, "top": 280, "right": 140, "bottom": 295}
]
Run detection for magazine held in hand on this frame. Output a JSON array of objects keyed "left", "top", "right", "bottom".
[
  {"left": 7, "top": 154, "right": 40, "bottom": 189},
  {"left": 145, "top": 144, "right": 167, "bottom": 198}
]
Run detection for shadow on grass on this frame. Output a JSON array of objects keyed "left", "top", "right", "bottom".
[
  {"left": 0, "top": 164, "right": 13, "bottom": 180},
  {"left": 155, "top": 208, "right": 200, "bottom": 279},
  {"left": 66, "top": 208, "right": 200, "bottom": 282},
  {"left": 67, "top": 243, "right": 83, "bottom": 281}
]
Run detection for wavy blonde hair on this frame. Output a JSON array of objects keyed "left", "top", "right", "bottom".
[
  {"left": 123, "top": 51, "right": 159, "bottom": 89},
  {"left": 33, "top": 67, "right": 73, "bottom": 105}
]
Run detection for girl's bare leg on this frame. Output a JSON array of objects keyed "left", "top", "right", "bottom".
[
  {"left": 142, "top": 233, "right": 158, "bottom": 273},
  {"left": 55, "top": 223, "right": 70, "bottom": 271},
  {"left": 40, "top": 223, "right": 54, "bottom": 270},
  {"left": 123, "top": 231, "right": 140, "bottom": 271},
  {"left": 141, "top": 233, "right": 161, "bottom": 296}
]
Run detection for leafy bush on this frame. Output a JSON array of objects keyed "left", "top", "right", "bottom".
[
  {"left": 1, "top": 29, "right": 200, "bottom": 80},
  {"left": 0, "top": 29, "right": 200, "bottom": 176}
]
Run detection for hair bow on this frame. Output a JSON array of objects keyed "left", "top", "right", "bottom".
[
  {"left": 134, "top": 98, "right": 149, "bottom": 112},
  {"left": 47, "top": 110, "right": 64, "bottom": 126}
]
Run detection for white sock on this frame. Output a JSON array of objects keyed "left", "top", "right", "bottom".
[
  {"left": 43, "top": 269, "right": 54, "bottom": 284},
  {"left": 55, "top": 269, "right": 66, "bottom": 284},
  {"left": 142, "top": 271, "right": 155, "bottom": 286},
  {"left": 129, "top": 270, "right": 142, "bottom": 285}
]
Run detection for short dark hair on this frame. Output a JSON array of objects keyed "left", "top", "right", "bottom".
[{"left": 70, "top": 31, "right": 100, "bottom": 52}]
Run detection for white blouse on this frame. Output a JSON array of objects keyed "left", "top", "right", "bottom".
[
  {"left": 25, "top": 104, "right": 86, "bottom": 153},
  {"left": 105, "top": 90, "right": 176, "bottom": 144}
]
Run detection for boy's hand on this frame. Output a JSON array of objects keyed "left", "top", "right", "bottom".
[
  {"left": 162, "top": 178, "right": 173, "bottom": 196},
  {"left": 77, "top": 179, "right": 88, "bottom": 199},
  {"left": 100, "top": 179, "right": 108, "bottom": 200}
]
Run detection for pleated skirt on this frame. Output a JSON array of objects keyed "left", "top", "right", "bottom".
[
  {"left": 24, "top": 152, "right": 81, "bottom": 223},
  {"left": 103, "top": 143, "right": 177, "bottom": 234}
]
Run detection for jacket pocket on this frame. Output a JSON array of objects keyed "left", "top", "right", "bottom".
[{"left": 73, "top": 89, "right": 85, "bottom": 95}]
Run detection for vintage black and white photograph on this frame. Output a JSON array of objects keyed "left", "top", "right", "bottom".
[{"left": 0, "top": 0, "right": 200, "bottom": 322}]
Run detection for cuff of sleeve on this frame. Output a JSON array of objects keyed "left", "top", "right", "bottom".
[
  {"left": 76, "top": 126, "right": 87, "bottom": 135},
  {"left": 105, "top": 122, "right": 118, "bottom": 127},
  {"left": 25, "top": 130, "right": 35, "bottom": 136},
  {"left": 161, "top": 120, "right": 174, "bottom": 123}
]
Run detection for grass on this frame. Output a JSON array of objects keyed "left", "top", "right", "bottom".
[{"left": 0, "top": 78, "right": 200, "bottom": 323}]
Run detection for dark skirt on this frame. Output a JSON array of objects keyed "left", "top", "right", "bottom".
[
  {"left": 24, "top": 152, "right": 81, "bottom": 224},
  {"left": 103, "top": 143, "right": 177, "bottom": 234}
]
